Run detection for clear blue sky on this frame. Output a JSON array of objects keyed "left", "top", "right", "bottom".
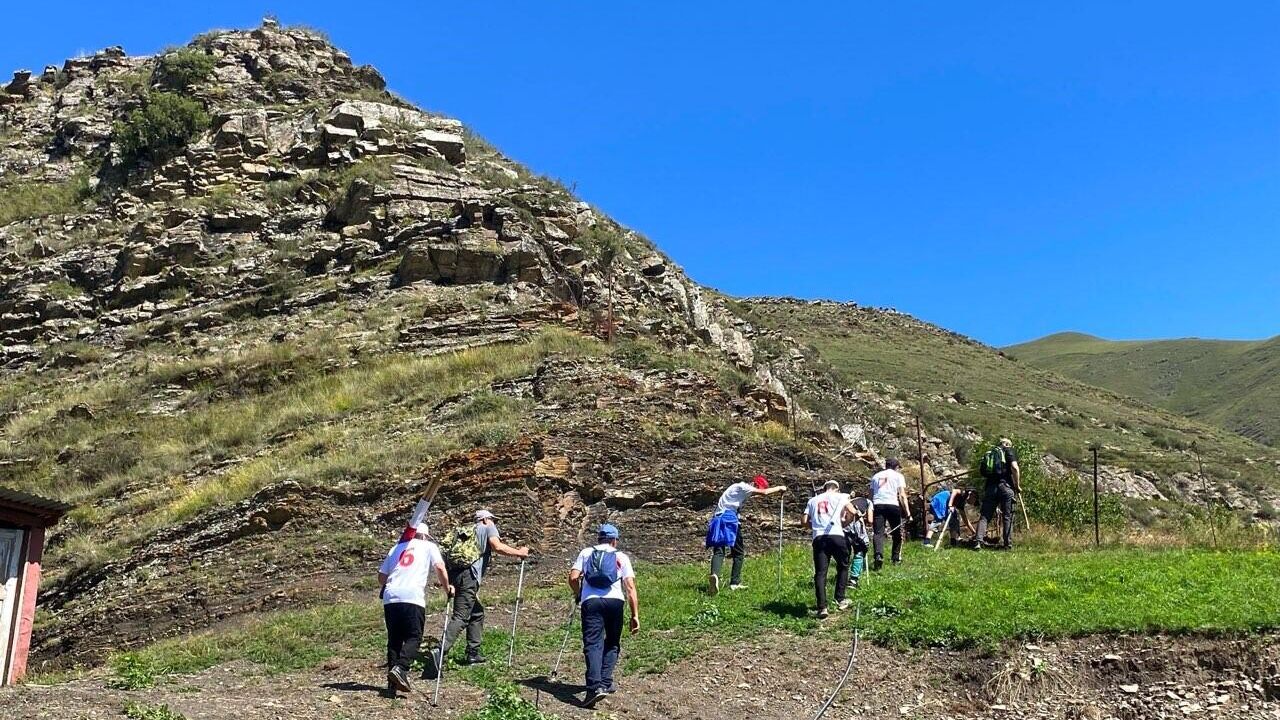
[{"left": 3, "top": 2, "right": 1277, "bottom": 346}]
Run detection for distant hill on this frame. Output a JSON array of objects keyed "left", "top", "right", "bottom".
[{"left": 1007, "top": 333, "right": 1280, "bottom": 447}]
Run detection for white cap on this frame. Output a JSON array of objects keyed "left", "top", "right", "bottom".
[
  {"left": 475, "top": 509, "right": 496, "bottom": 521},
  {"left": 823, "top": 479, "right": 840, "bottom": 490}
]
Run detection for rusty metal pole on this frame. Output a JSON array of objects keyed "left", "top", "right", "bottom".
[
  {"left": 915, "top": 415, "right": 926, "bottom": 539},
  {"left": 1091, "top": 445, "right": 1100, "bottom": 548}
]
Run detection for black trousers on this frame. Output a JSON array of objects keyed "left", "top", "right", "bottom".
[
  {"left": 872, "top": 503, "right": 904, "bottom": 562},
  {"left": 710, "top": 526, "right": 746, "bottom": 585},
  {"left": 384, "top": 602, "right": 426, "bottom": 671},
  {"left": 812, "top": 534, "right": 850, "bottom": 611},
  {"left": 442, "top": 568, "right": 484, "bottom": 657},
  {"left": 581, "top": 597, "right": 625, "bottom": 691},
  {"left": 976, "top": 484, "right": 1015, "bottom": 547}
]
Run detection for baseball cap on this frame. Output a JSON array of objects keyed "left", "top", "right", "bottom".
[
  {"left": 597, "top": 523, "right": 620, "bottom": 540},
  {"left": 752, "top": 474, "right": 769, "bottom": 490},
  {"left": 475, "top": 509, "right": 495, "bottom": 521}
]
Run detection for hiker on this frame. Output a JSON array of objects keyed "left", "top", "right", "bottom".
[
  {"left": 845, "top": 488, "right": 873, "bottom": 588},
  {"left": 924, "top": 484, "right": 974, "bottom": 548},
  {"left": 804, "top": 480, "right": 855, "bottom": 618},
  {"left": 378, "top": 520, "right": 453, "bottom": 693},
  {"left": 569, "top": 523, "right": 640, "bottom": 707},
  {"left": 431, "top": 509, "right": 530, "bottom": 670},
  {"left": 870, "top": 458, "right": 912, "bottom": 569},
  {"left": 975, "top": 439, "right": 1021, "bottom": 550},
  {"left": 948, "top": 486, "right": 977, "bottom": 544},
  {"left": 706, "top": 474, "right": 788, "bottom": 596}
]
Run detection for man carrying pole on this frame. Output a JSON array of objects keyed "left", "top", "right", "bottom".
[
  {"left": 706, "top": 475, "right": 788, "bottom": 596},
  {"left": 804, "top": 480, "right": 855, "bottom": 618},
  {"left": 377, "top": 500, "right": 453, "bottom": 695},
  {"left": 975, "top": 439, "right": 1021, "bottom": 551},
  {"left": 870, "top": 459, "right": 912, "bottom": 569}
]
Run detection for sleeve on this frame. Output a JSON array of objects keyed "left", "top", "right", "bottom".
[
  {"left": 379, "top": 545, "right": 400, "bottom": 575},
  {"left": 617, "top": 552, "right": 635, "bottom": 579},
  {"left": 571, "top": 549, "right": 587, "bottom": 573},
  {"left": 427, "top": 542, "right": 444, "bottom": 569}
]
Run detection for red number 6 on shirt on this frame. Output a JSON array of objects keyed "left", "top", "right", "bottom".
[{"left": 398, "top": 551, "right": 415, "bottom": 567}]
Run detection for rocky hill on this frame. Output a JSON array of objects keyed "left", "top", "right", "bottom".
[
  {"left": 1008, "top": 332, "right": 1280, "bottom": 447},
  {"left": 1, "top": 20, "right": 1276, "bottom": 675}
]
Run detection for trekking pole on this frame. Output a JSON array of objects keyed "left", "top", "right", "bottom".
[
  {"left": 777, "top": 496, "right": 785, "bottom": 597},
  {"left": 432, "top": 595, "right": 453, "bottom": 706},
  {"left": 506, "top": 559, "right": 527, "bottom": 669},
  {"left": 932, "top": 509, "right": 954, "bottom": 551},
  {"left": 550, "top": 601, "right": 577, "bottom": 680},
  {"left": 1019, "top": 494, "right": 1032, "bottom": 532},
  {"left": 812, "top": 602, "right": 861, "bottom": 720}
]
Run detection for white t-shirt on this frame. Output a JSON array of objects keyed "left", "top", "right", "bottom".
[
  {"left": 715, "top": 482, "right": 754, "bottom": 514},
  {"left": 870, "top": 469, "right": 906, "bottom": 506},
  {"left": 806, "top": 490, "right": 851, "bottom": 539},
  {"left": 572, "top": 544, "right": 635, "bottom": 602},
  {"left": 379, "top": 538, "right": 444, "bottom": 607}
]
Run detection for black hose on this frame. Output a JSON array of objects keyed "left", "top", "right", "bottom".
[{"left": 812, "top": 602, "right": 861, "bottom": 720}]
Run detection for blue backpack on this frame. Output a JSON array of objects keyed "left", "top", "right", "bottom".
[{"left": 585, "top": 548, "right": 620, "bottom": 589}]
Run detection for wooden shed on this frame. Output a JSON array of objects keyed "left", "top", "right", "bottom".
[{"left": 0, "top": 487, "right": 69, "bottom": 686}]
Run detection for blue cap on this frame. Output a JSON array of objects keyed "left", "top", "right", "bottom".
[{"left": 597, "top": 523, "right": 620, "bottom": 540}]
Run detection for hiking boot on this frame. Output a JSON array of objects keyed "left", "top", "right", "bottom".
[
  {"left": 872, "top": 558, "right": 883, "bottom": 571},
  {"left": 422, "top": 648, "right": 442, "bottom": 679},
  {"left": 816, "top": 607, "right": 830, "bottom": 619},
  {"left": 388, "top": 665, "right": 411, "bottom": 693},
  {"left": 584, "top": 688, "right": 604, "bottom": 707},
  {"left": 728, "top": 583, "right": 748, "bottom": 591},
  {"left": 707, "top": 573, "right": 720, "bottom": 597},
  {"left": 463, "top": 653, "right": 487, "bottom": 666},
  {"left": 837, "top": 599, "right": 853, "bottom": 611}
]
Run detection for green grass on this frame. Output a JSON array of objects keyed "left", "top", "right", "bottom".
[
  {"left": 0, "top": 171, "right": 93, "bottom": 226},
  {"left": 98, "top": 540, "right": 1280, "bottom": 690},
  {"left": 123, "top": 701, "right": 188, "bottom": 720},
  {"left": 1008, "top": 332, "right": 1280, "bottom": 447}
]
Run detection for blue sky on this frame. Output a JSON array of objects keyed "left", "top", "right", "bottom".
[{"left": 2, "top": 2, "right": 1276, "bottom": 346}]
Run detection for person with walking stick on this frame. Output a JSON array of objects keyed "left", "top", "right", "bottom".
[
  {"left": 429, "top": 509, "right": 530, "bottom": 673},
  {"left": 569, "top": 524, "right": 640, "bottom": 707},
  {"left": 975, "top": 439, "right": 1021, "bottom": 551},
  {"left": 377, "top": 512, "right": 453, "bottom": 695}
]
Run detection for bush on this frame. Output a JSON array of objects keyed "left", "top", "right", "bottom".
[
  {"left": 464, "top": 685, "right": 559, "bottom": 720},
  {"left": 153, "top": 49, "right": 215, "bottom": 93},
  {"left": 123, "top": 702, "right": 187, "bottom": 720},
  {"left": 114, "top": 92, "right": 210, "bottom": 165}
]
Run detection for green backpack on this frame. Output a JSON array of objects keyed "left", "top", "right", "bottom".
[
  {"left": 979, "top": 446, "right": 1008, "bottom": 482},
  {"left": 440, "top": 523, "right": 481, "bottom": 570}
]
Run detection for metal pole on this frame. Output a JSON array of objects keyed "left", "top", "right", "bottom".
[
  {"left": 1195, "top": 447, "right": 1215, "bottom": 548},
  {"left": 432, "top": 596, "right": 453, "bottom": 706},
  {"left": 777, "top": 496, "right": 785, "bottom": 597},
  {"left": 1091, "top": 446, "right": 1100, "bottom": 547},
  {"left": 932, "top": 508, "right": 954, "bottom": 551},
  {"left": 915, "top": 416, "right": 927, "bottom": 539},
  {"left": 507, "top": 559, "right": 527, "bottom": 669}
]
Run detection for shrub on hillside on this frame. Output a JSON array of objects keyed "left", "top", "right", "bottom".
[
  {"left": 114, "top": 92, "right": 210, "bottom": 165},
  {"left": 970, "top": 437, "right": 1124, "bottom": 531},
  {"left": 0, "top": 171, "right": 92, "bottom": 226},
  {"left": 152, "top": 48, "right": 215, "bottom": 93}
]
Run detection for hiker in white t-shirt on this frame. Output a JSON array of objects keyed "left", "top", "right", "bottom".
[
  {"left": 569, "top": 524, "right": 640, "bottom": 707},
  {"left": 377, "top": 522, "right": 453, "bottom": 694},
  {"left": 803, "top": 480, "right": 856, "bottom": 618},
  {"left": 870, "top": 458, "right": 912, "bottom": 570},
  {"left": 706, "top": 474, "right": 788, "bottom": 596}
]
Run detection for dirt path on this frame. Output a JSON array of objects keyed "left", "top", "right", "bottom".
[{"left": 5, "top": 629, "right": 1278, "bottom": 720}]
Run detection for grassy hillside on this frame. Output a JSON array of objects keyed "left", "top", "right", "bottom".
[
  {"left": 1008, "top": 333, "right": 1280, "bottom": 447},
  {"left": 734, "top": 300, "right": 1280, "bottom": 514}
]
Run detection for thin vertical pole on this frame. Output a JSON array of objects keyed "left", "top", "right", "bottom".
[
  {"left": 507, "top": 560, "right": 526, "bottom": 668},
  {"left": 777, "top": 496, "right": 784, "bottom": 597},
  {"left": 915, "top": 416, "right": 927, "bottom": 538},
  {"left": 1091, "top": 446, "right": 1100, "bottom": 548},
  {"left": 1195, "top": 448, "right": 1215, "bottom": 548}
]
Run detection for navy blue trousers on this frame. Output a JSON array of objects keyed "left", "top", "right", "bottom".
[{"left": 580, "top": 597, "right": 624, "bottom": 691}]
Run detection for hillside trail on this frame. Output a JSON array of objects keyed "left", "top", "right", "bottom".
[{"left": 2, "top": 586, "right": 1277, "bottom": 720}]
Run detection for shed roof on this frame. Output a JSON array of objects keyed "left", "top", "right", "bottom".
[{"left": 0, "top": 487, "right": 71, "bottom": 526}]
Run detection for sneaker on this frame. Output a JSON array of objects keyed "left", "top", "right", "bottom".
[
  {"left": 892, "top": 558, "right": 902, "bottom": 565},
  {"left": 422, "top": 648, "right": 442, "bottom": 679},
  {"left": 728, "top": 583, "right": 748, "bottom": 591},
  {"left": 707, "top": 574, "right": 720, "bottom": 597},
  {"left": 583, "top": 688, "right": 603, "bottom": 707},
  {"left": 837, "top": 599, "right": 853, "bottom": 611},
  {"left": 872, "top": 558, "right": 883, "bottom": 571},
  {"left": 816, "top": 607, "right": 830, "bottom": 619},
  {"left": 388, "top": 665, "right": 411, "bottom": 693},
  {"left": 598, "top": 685, "right": 617, "bottom": 698},
  {"left": 463, "top": 653, "right": 487, "bottom": 666}
]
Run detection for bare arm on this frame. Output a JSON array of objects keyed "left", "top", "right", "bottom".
[
  {"left": 378, "top": 572, "right": 388, "bottom": 586},
  {"left": 623, "top": 576, "right": 640, "bottom": 633},
  {"left": 1010, "top": 462, "right": 1022, "bottom": 492},
  {"left": 801, "top": 510, "right": 811, "bottom": 529},
  {"left": 568, "top": 568, "right": 583, "bottom": 603},
  {"left": 490, "top": 536, "right": 531, "bottom": 559},
  {"left": 754, "top": 485, "right": 788, "bottom": 497},
  {"left": 899, "top": 487, "right": 912, "bottom": 519},
  {"left": 434, "top": 562, "right": 454, "bottom": 597}
]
